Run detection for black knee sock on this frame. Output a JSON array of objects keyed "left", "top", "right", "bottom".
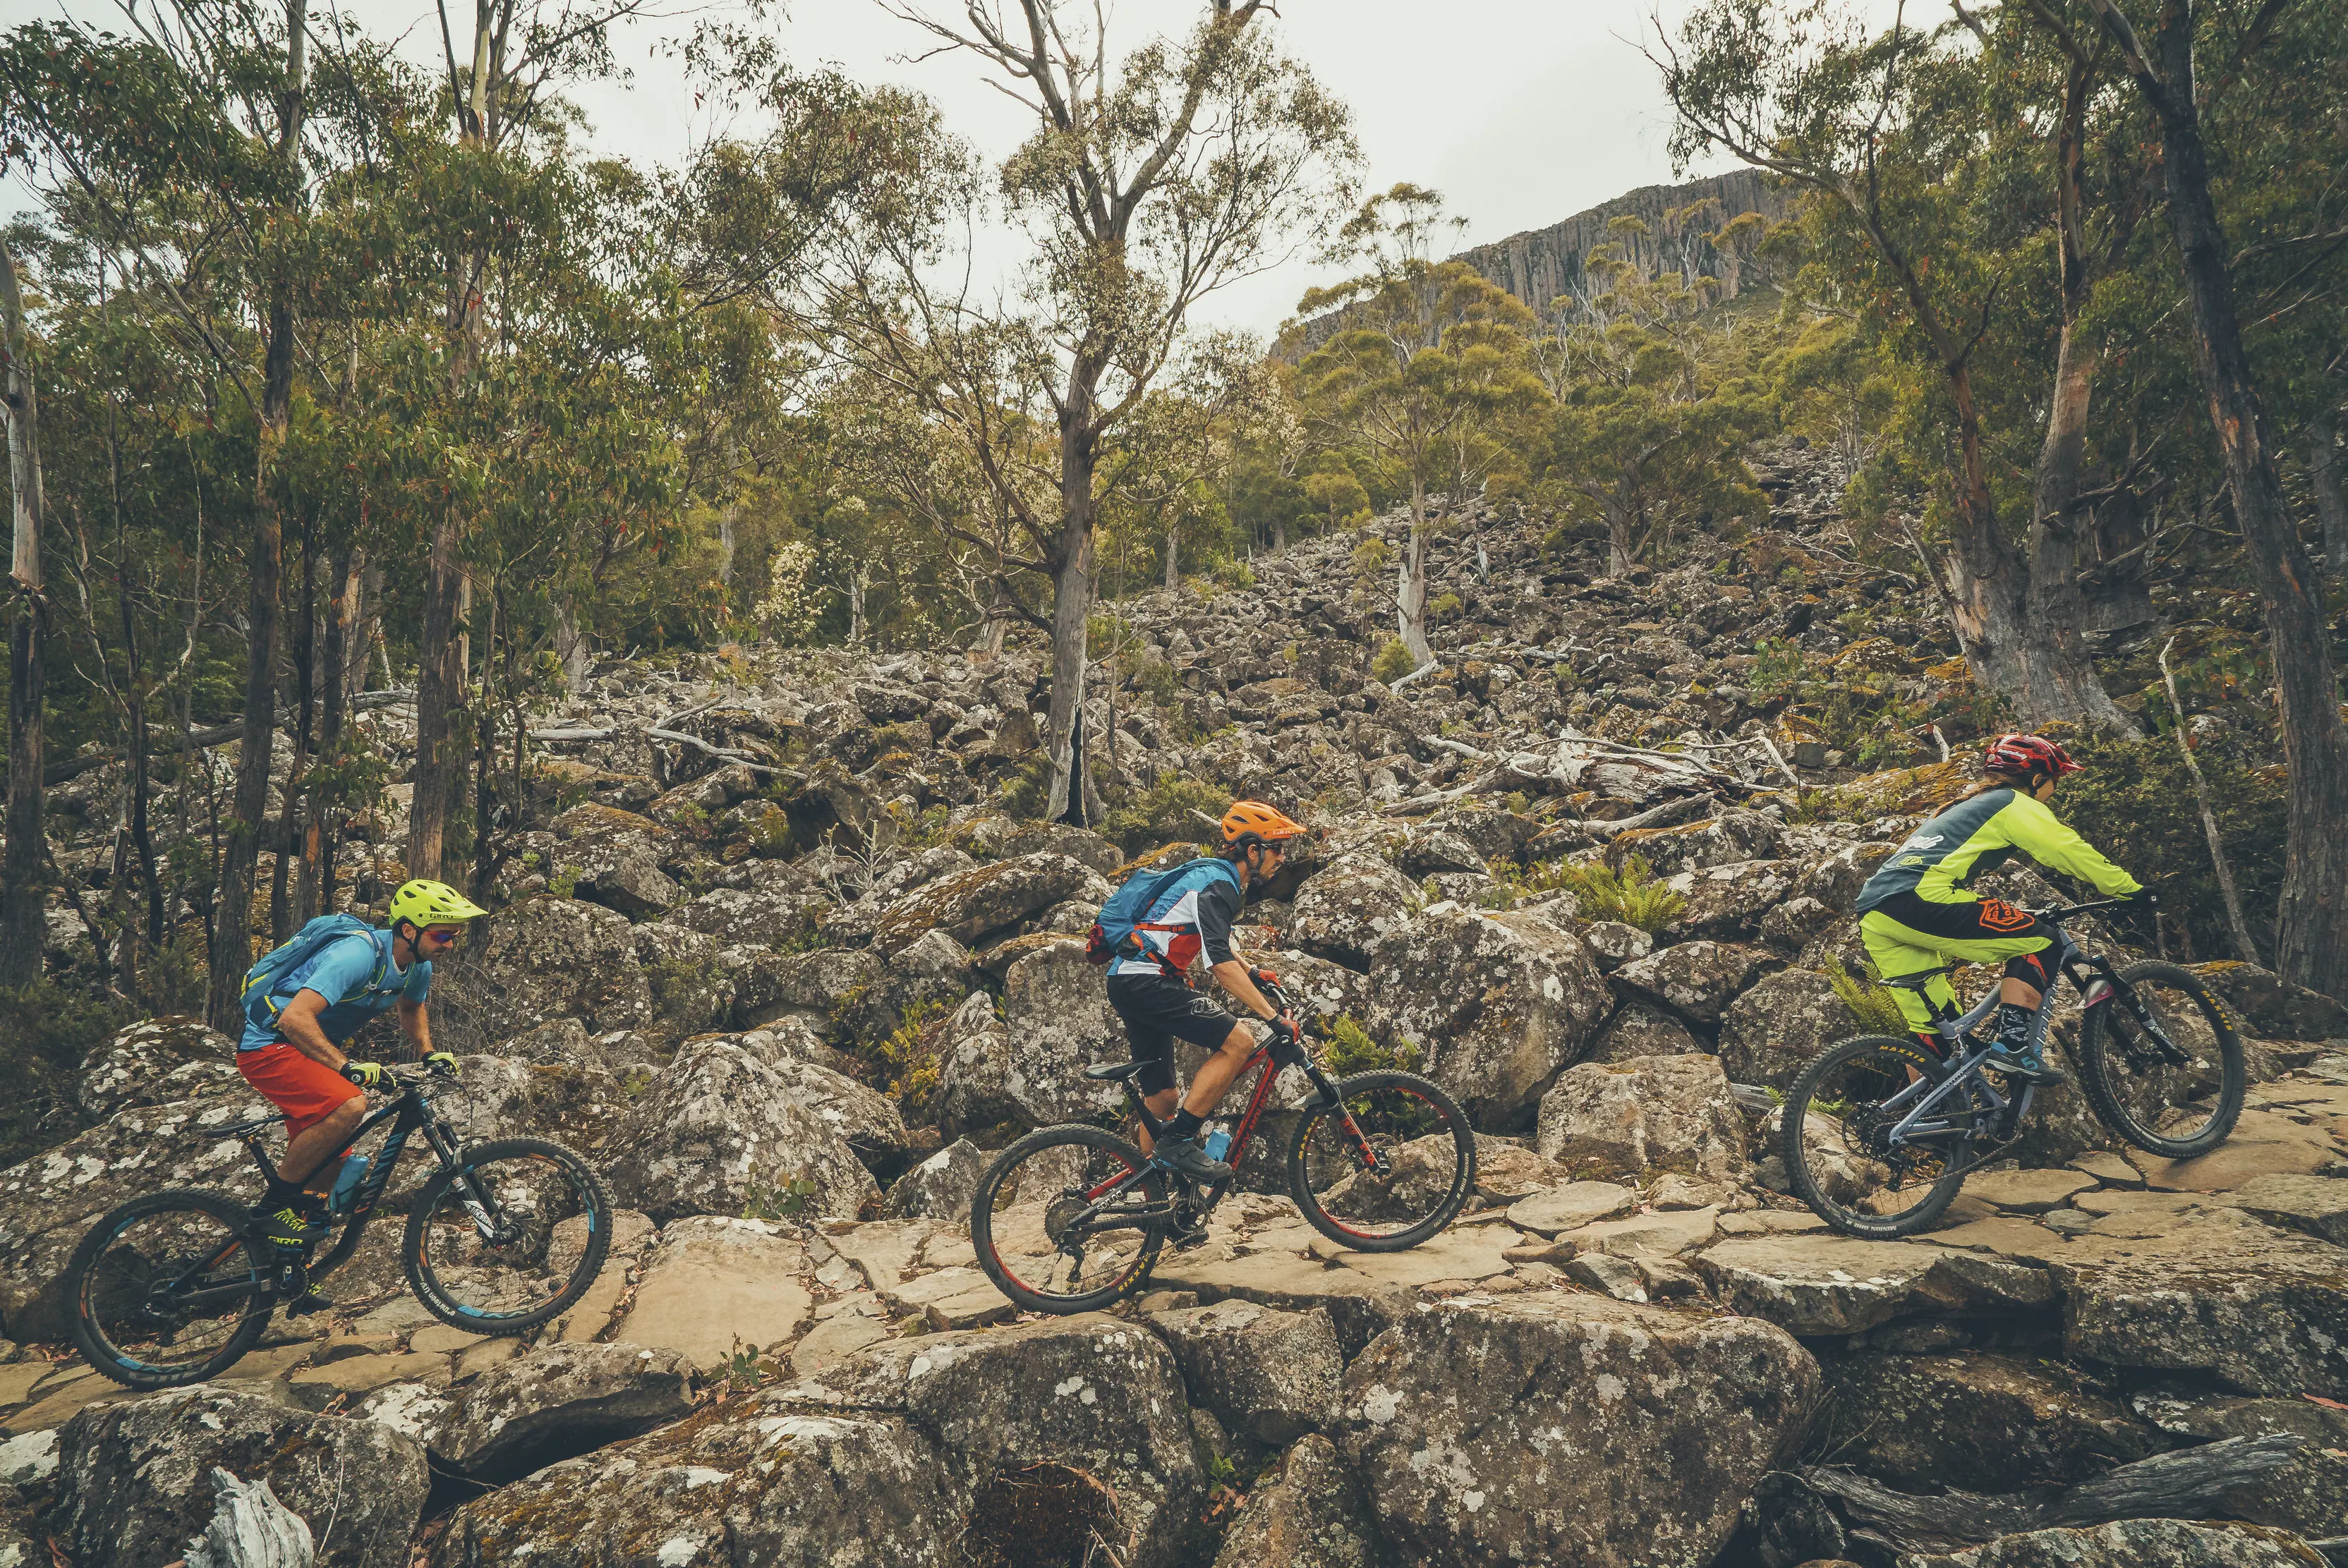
[
  {"left": 1995, "top": 1002, "right": 2036, "bottom": 1050},
  {"left": 1166, "top": 1108, "right": 1204, "bottom": 1141}
]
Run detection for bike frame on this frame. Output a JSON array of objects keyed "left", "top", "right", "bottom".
[
  {"left": 1872, "top": 899, "right": 2171, "bottom": 1171},
  {"left": 226, "top": 1073, "right": 471, "bottom": 1289}
]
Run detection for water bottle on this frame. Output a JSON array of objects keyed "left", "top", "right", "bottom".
[
  {"left": 1202, "top": 1126, "right": 1232, "bottom": 1163},
  {"left": 329, "top": 1153, "right": 370, "bottom": 1215}
]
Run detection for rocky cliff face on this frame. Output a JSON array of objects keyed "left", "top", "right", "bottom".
[
  {"left": 1454, "top": 168, "right": 1789, "bottom": 316},
  {"left": 4, "top": 441, "right": 2344, "bottom": 1567}
]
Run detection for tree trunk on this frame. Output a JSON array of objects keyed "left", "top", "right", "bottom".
[
  {"left": 1044, "top": 377, "right": 1102, "bottom": 826},
  {"left": 1398, "top": 480, "right": 1432, "bottom": 667},
  {"left": 1164, "top": 522, "right": 1179, "bottom": 588},
  {"left": 310, "top": 542, "right": 353, "bottom": 918},
  {"left": 2311, "top": 401, "right": 2346, "bottom": 576},
  {"left": 718, "top": 505, "right": 737, "bottom": 587},
  {"left": 971, "top": 581, "right": 1011, "bottom": 658},
  {"left": 0, "top": 238, "right": 47, "bottom": 990},
  {"left": 206, "top": 0, "right": 305, "bottom": 1031},
  {"left": 409, "top": 510, "right": 462, "bottom": 882},
  {"left": 2095, "top": 0, "right": 2348, "bottom": 995},
  {"left": 555, "top": 593, "right": 591, "bottom": 702},
  {"left": 284, "top": 524, "right": 321, "bottom": 928}
]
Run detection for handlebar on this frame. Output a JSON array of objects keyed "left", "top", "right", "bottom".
[{"left": 2030, "top": 897, "right": 2137, "bottom": 923}]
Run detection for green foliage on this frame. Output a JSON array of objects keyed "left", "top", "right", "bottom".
[
  {"left": 1212, "top": 559, "right": 1256, "bottom": 591},
  {"left": 742, "top": 1177, "right": 822, "bottom": 1223},
  {"left": 1321, "top": 1014, "right": 1420, "bottom": 1074},
  {"left": 2054, "top": 733, "right": 2287, "bottom": 963},
  {"left": 1428, "top": 592, "right": 1463, "bottom": 619},
  {"left": 866, "top": 999, "right": 950, "bottom": 1123},
  {"left": 996, "top": 755, "right": 1053, "bottom": 822},
  {"left": 547, "top": 863, "right": 583, "bottom": 901},
  {"left": 1101, "top": 774, "right": 1230, "bottom": 856},
  {"left": 1551, "top": 856, "right": 1686, "bottom": 934},
  {"left": 1369, "top": 638, "right": 1417, "bottom": 685},
  {"left": 0, "top": 980, "right": 126, "bottom": 1169},
  {"left": 1829, "top": 961, "right": 1913, "bottom": 1037},
  {"left": 1750, "top": 640, "right": 1807, "bottom": 697}
]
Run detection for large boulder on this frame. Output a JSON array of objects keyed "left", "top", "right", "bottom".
[
  {"left": 1211, "top": 1434, "right": 1384, "bottom": 1568},
  {"left": 1336, "top": 1295, "right": 1818, "bottom": 1568},
  {"left": 1290, "top": 855, "right": 1422, "bottom": 971},
  {"left": 799, "top": 1314, "right": 1203, "bottom": 1568},
  {"left": 1900, "top": 1519, "right": 2327, "bottom": 1568},
  {"left": 1606, "top": 807, "right": 1784, "bottom": 873},
  {"left": 57, "top": 1385, "right": 427, "bottom": 1568},
  {"left": 1717, "top": 968, "right": 1854, "bottom": 1088},
  {"left": 1659, "top": 861, "right": 1798, "bottom": 941},
  {"left": 1791, "top": 839, "right": 1897, "bottom": 912},
  {"left": 1695, "top": 1236, "right": 2057, "bottom": 1338},
  {"left": 631, "top": 922, "right": 737, "bottom": 1044},
  {"left": 431, "top": 1392, "right": 960, "bottom": 1567},
  {"left": 734, "top": 946, "right": 888, "bottom": 1037},
  {"left": 869, "top": 853, "right": 1102, "bottom": 956},
  {"left": 933, "top": 989, "right": 1024, "bottom": 1134},
  {"left": 432, "top": 1341, "right": 697, "bottom": 1483},
  {"left": 1149, "top": 1300, "right": 1343, "bottom": 1446},
  {"left": 602, "top": 1038, "right": 878, "bottom": 1222},
  {"left": 2136, "top": 1388, "right": 2348, "bottom": 1540},
  {"left": 1366, "top": 907, "right": 1611, "bottom": 1128},
  {"left": 665, "top": 885, "right": 828, "bottom": 949},
  {"left": 992, "top": 941, "right": 1139, "bottom": 1126},
  {"left": 1611, "top": 940, "right": 1780, "bottom": 1025},
  {"left": 884, "top": 1137, "right": 986, "bottom": 1220},
  {"left": 1813, "top": 1350, "right": 2162, "bottom": 1493},
  {"left": 433, "top": 897, "right": 655, "bottom": 1045},
  {"left": 0, "top": 1094, "right": 270, "bottom": 1340},
  {"left": 1535, "top": 1052, "right": 1748, "bottom": 1181},
  {"left": 75, "top": 1015, "right": 241, "bottom": 1119},
  {"left": 1583, "top": 999, "right": 1706, "bottom": 1063}
]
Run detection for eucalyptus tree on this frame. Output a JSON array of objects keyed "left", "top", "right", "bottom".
[
  {"left": 0, "top": 237, "right": 45, "bottom": 989},
  {"left": 1532, "top": 231, "right": 1773, "bottom": 575},
  {"left": 1296, "top": 185, "right": 1544, "bottom": 668},
  {"left": 1658, "top": 0, "right": 2138, "bottom": 733},
  {"left": 824, "top": 0, "right": 1357, "bottom": 824},
  {"left": 2062, "top": 0, "right": 2348, "bottom": 995}
]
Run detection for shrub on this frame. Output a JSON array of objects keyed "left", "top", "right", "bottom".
[
  {"left": 2054, "top": 731, "right": 2287, "bottom": 962},
  {"left": 1213, "top": 559, "right": 1255, "bottom": 591},
  {"left": 1321, "top": 1014, "right": 1419, "bottom": 1074},
  {"left": 1369, "top": 638, "right": 1417, "bottom": 685},
  {"left": 1429, "top": 592, "right": 1463, "bottom": 619},
  {"left": 867, "top": 998, "right": 951, "bottom": 1124},
  {"left": 1352, "top": 536, "right": 1390, "bottom": 578},
  {"left": 0, "top": 979, "right": 126, "bottom": 1169},
  {"left": 1750, "top": 639, "right": 1806, "bottom": 698},
  {"left": 1829, "top": 959, "right": 1913, "bottom": 1036},
  {"left": 1552, "top": 855, "right": 1686, "bottom": 934},
  {"left": 1101, "top": 774, "right": 1230, "bottom": 856}
]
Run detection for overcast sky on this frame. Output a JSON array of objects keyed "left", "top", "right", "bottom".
[{"left": 4, "top": 0, "right": 1731, "bottom": 332}]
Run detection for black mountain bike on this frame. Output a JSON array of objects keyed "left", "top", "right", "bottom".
[
  {"left": 972, "top": 975, "right": 1477, "bottom": 1314},
  {"left": 1782, "top": 899, "right": 2245, "bottom": 1238},
  {"left": 68, "top": 1062, "right": 612, "bottom": 1390}
]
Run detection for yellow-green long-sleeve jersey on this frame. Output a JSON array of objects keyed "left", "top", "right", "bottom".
[{"left": 1855, "top": 788, "right": 2142, "bottom": 911}]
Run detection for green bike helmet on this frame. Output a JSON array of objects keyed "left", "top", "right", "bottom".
[{"left": 386, "top": 878, "right": 488, "bottom": 935}]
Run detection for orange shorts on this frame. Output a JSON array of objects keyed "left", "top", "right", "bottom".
[{"left": 237, "top": 1044, "right": 364, "bottom": 1147}]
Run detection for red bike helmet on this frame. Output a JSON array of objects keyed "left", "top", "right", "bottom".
[{"left": 1983, "top": 732, "right": 2083, "bottom": 779}]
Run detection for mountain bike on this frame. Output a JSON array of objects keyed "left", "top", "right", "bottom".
[
  {"left": 972, "top": 974, "right": 1477, "bottom": 1314},
  {"left": 1781, "top": 899, "right": 2245, "bottom": 1238},
  {"left": 67, "top": 1061, "right": 612, "bottom": 1390}
]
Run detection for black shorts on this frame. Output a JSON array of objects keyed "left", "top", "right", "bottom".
[{"left": 1105, "top": 972, "right": 1244, "bottom": 1095}]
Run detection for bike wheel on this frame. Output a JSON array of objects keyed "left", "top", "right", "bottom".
[
  {"left": 972, "top": 1126, "right": 1168, "bottom": 1315},
  {"left": 1288, "top": 1071, "right": 1475, "bottom": 1253},
  {"left": 1781, "top": 1036, "right": 1973, "bottom": 1239},
  {"left": 403, "top": 1138, "right": 612, "bottom": 1336},
  {"left": 68, "top": 1189, "right": 273, "bottom": 1390},
  {"left": 2075, "top": 961, "right": 2245, "bottom": 1160}
]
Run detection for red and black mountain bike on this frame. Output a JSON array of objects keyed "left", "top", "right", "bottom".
[{"left": 972, "top": 974, "right": 1477, "bottom": 1314}]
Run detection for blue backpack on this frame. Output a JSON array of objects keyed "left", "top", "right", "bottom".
[
  {"left": 241, "top": 914, "right": 395, "bottom": 1033},
  {"left": 1086, "top": 857, "right": 1242, "bottom": 967}
]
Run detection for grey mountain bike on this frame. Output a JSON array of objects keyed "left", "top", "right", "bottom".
[{"left": 1782, "top": 899, "right": 2244, "bottom": 1238}]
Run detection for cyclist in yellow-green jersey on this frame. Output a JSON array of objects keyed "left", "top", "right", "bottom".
[{"left": 1853, "top": 734, "right": 2153, "bottom": 1083}]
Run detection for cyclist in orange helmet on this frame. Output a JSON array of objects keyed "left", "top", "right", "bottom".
[{"left": 1104, "top": 801, "right": 1309, "bottom": 1186}]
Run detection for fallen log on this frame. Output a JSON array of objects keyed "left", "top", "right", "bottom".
[
  {"left": 1796, "top": 1434, "right": 2305, "bottom": 1558},
  {"left": 44, "top": 691, "right": 417, "bottom": 786}
]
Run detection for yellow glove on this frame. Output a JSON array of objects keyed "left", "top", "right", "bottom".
[
  {"left": 423, "top": 1051, "right": 461, "bottom": 1078},
  {"left": 341, "top": 1060, "right": 388, "bottom": 1088}
]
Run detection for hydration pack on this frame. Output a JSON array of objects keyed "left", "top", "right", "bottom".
[
  {"left": 241, "top": 914, "right": 395, "bottom": 1030},
  {"left": 1084, "top": 857, "right": 1241, "bottom": 967}
]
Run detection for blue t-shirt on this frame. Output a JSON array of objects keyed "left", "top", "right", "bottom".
[{"left": 238, "top": 932, "right": 431, "bottom": 1052}]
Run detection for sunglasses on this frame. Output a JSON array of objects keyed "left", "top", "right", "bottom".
[{"left": 418, "top": 927, "right": 464, "bottom": 947}]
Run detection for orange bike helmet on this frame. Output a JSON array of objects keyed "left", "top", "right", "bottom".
[{"left": 1221, "top": 801, "right": 1307, "bottom": 849}]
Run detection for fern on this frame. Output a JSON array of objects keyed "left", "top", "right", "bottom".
[
  {"left": 1829, "top": 959, "right": 1912, "bottom": 1035},
  {"left": 1552, "top": 855, "right": 1686, "bottom": 935}
]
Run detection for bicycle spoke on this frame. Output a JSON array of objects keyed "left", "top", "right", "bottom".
[
  {"left": 75, "top": 1202, "right": 267, "bottom": 1382},
  {"left": 411, "top": 1152, "right": 591, "bottom": 1323},
  {"left": 2081, "top": 968, "right": 2243, "bottom": 1157},
  {"left": 1292, "top": 1074, "right": 1473, "bottom": 1247},
  {"left": 976, "top": 1134, "right": 1164, "bottom": 1309},
  {"left": 1783, "top": 1037, "right": 1971, "bottom": 1237}
]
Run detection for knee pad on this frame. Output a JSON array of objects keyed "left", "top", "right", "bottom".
[{"left": 2002, "top": 952, "right": 2048, "bottom": 987}]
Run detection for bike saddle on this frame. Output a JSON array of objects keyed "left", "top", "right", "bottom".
[
  {"left": 1877, "top": 963, "right": 1964, "bottom": 991},
  {"left": 1084, "top": 1061, "right": 1151, "bottom": 1082},
  {"left": 214, "top": 1112, "right": 291, "bottom": 1138}
]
